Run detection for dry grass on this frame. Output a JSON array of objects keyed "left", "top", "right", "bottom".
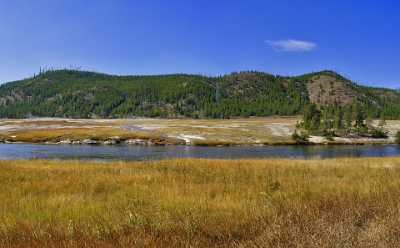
[
  {"left": 0, "top": 127, "right": 183, "bottom": 145},
  {"left": 1, "top": 157, "right": 400, "bottom": 247},
  {"left": 0, "top": 127, "right": 159, "bottom": 143}
]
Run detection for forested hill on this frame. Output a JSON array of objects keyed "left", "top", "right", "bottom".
[{"left": 0, "top": 69, "right": 399, "bottom": 119}]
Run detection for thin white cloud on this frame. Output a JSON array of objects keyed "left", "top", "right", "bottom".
[{"left": 266, "top": 39, "right": 317, "bottom": 52}]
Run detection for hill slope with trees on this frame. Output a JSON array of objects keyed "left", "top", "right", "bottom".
[{"left": 0, "top": 69, "right": 399, "bottom": 119}]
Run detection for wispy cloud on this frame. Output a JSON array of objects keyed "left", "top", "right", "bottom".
[{"left": 266, "top": 39, "right": 316, "bottom": 52}]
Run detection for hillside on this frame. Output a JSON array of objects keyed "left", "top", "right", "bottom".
[{"left": 0, "top": 70, "right": 399, "bottom": 119}]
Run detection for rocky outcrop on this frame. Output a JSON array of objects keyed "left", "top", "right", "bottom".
[{"left": 125, "top": 139, "right": 154, "bottom": 146}]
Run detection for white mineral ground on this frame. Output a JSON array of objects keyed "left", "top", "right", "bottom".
[{"left": 1, "top": 118, "right": 400, "bottom": 145}]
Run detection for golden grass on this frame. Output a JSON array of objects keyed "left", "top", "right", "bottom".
[{"left": 1, "top": 157, "right": 400, "bottom": 247}]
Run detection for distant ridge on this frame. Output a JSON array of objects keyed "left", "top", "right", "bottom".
[{"left": 0, "top": 69, "right": 399, "bottom": 118}]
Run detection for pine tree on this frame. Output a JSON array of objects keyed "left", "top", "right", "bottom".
[
  {"left": 396, "top": 132, "right": 400, "bottom": 144},
  {"left": 334, "top": 108, "right": 344, "bottom": 130},
  {"left": 353, "top": 104, "right": 366, "bottom": 130},
  {"left": 311, "top": 112, "right": 321, "bottom": 131},
  {"left": 378, "top": 113, "right": 387, "bottom": 128},
  {"left": 303, "top": 104, "right": 320, "bottom": 131},
  {"left": 344, "top": 106, "right": 353, "bottom": 131}
]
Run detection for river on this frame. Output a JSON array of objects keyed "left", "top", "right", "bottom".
[{"left": 1, "top": 143, "right": 400, "bottom": 160}]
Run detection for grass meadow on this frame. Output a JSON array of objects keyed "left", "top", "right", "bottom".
[{"left": 1, "top": 157, "right": 400, "bottom": 247}]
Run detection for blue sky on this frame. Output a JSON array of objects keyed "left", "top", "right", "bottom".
[{"left": 0, "top": 0, "right": 399, "bottom": 88}]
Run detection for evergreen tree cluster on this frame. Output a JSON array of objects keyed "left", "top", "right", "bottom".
[{"left": 299, "top": 103, "right": 388, "bottom": 138}]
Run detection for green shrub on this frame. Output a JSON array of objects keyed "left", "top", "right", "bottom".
[
  {"left": 396, "top": 132, "right": 400, "bottom": 144},
  {"left": 370, "top": 128, "right": 388, "bottom": 138},
  {"left": 322, "top": 130, "right": 336, "bottom": 141},
  {"left": 292, "top": 131, "right": 309, "bottom": 143}
]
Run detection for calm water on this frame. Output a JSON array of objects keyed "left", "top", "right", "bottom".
[{"left": 0, "top": 143, "right": 400, "bottom": 160}]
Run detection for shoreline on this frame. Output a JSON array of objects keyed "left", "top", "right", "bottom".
[{"left": 0, "top": 137, "right": 397, "bottom": 146}]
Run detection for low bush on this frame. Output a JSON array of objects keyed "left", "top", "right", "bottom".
[
  {"left": 292, "top": 131, "right": 309, "bottom": 143},
  {"left": 370, "top": 128, "right": 388, "bottom": 138}
]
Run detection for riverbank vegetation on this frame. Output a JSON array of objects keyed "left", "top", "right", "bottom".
[
  {"left": 1, "top": 157, "right": 400, "bottom": 247},
  {"left": 295, "top": 103, "right": 389, "bottom": 141}
]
